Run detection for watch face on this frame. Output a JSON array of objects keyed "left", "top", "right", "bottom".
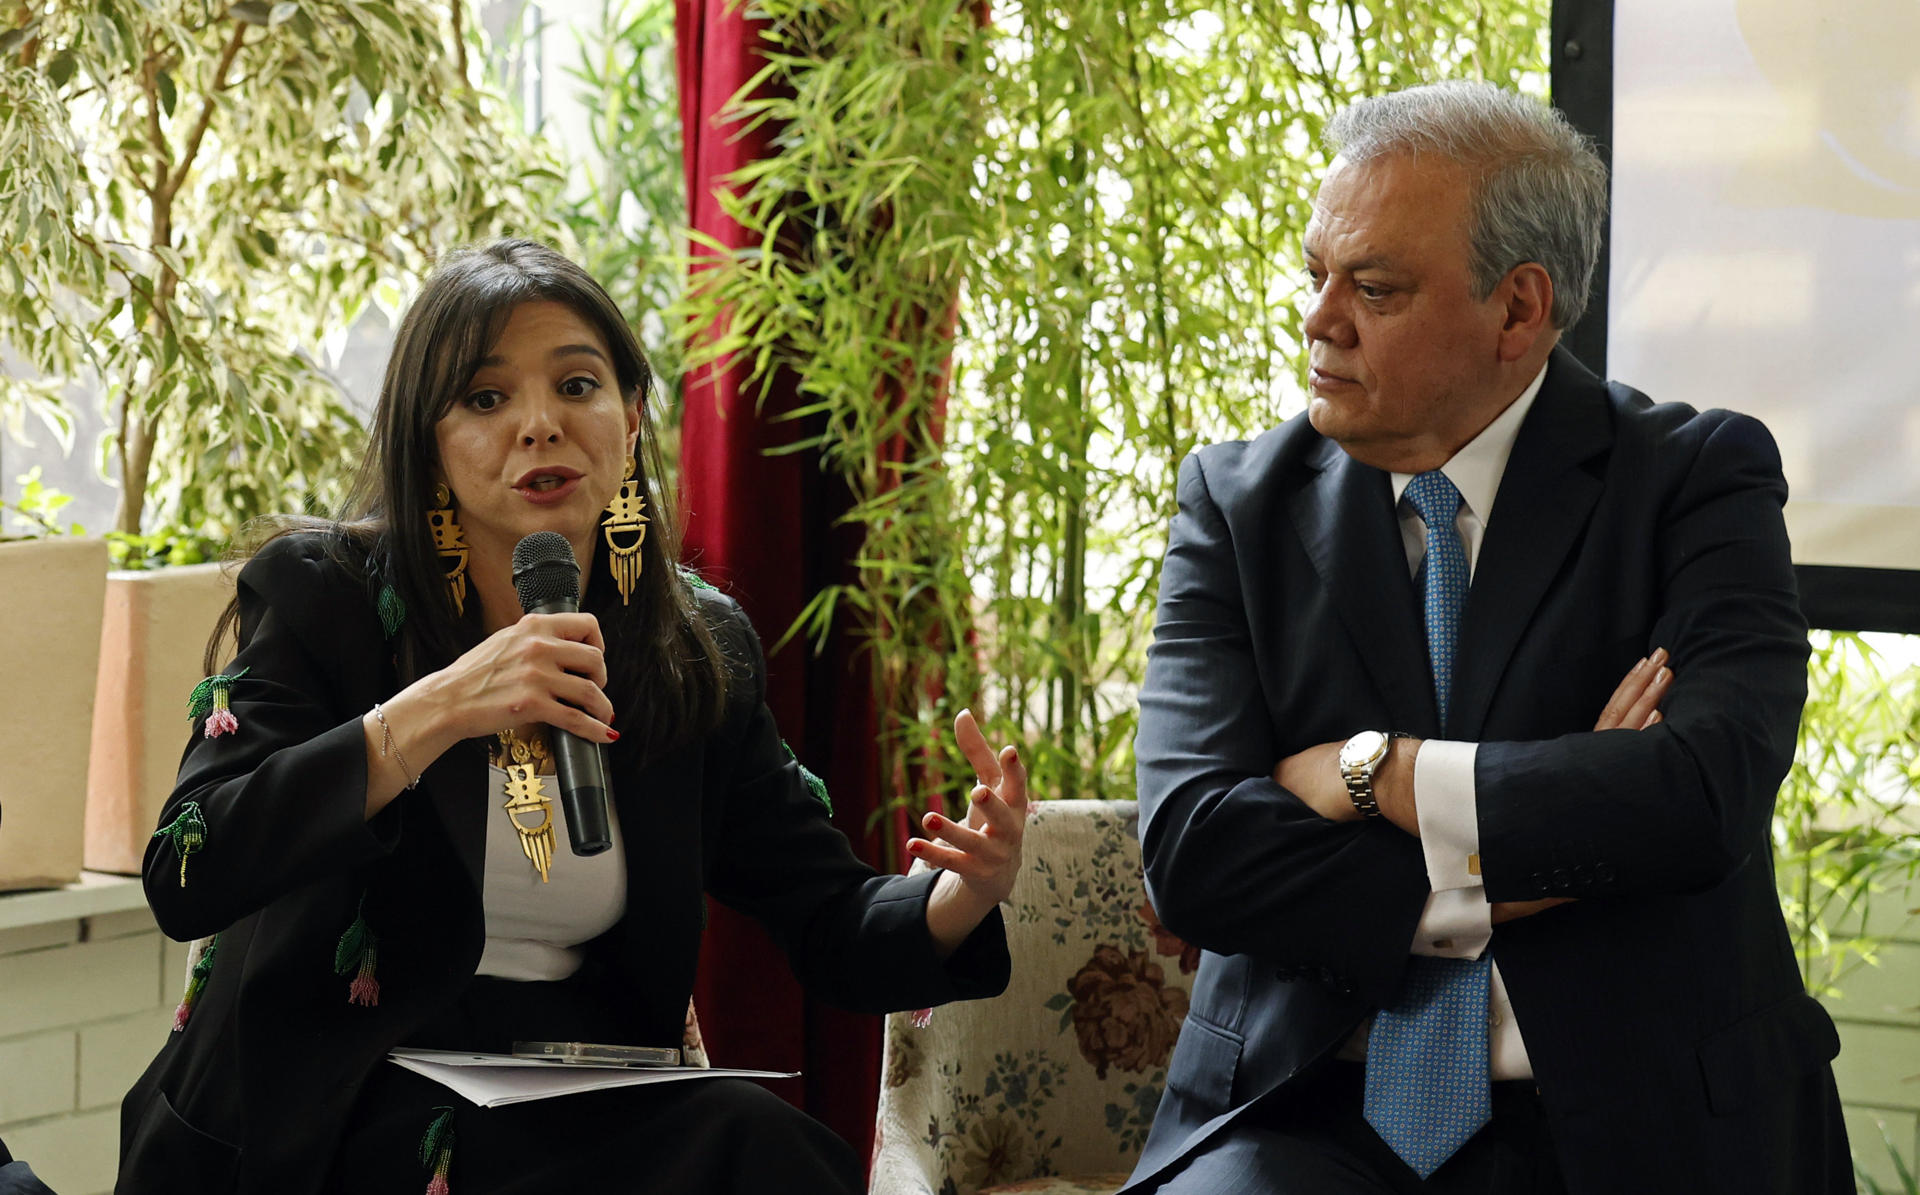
[{"left": 1341, "top": 729, "right": 1388, "bottom": 768}]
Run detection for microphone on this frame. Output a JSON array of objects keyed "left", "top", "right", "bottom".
[{"left": 511, "top": 531, "right": 613, "bottom": 856}]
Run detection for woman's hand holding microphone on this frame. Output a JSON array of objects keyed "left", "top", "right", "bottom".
[{"left": 361, "top": 613, "right": 615, "bottom": 818}]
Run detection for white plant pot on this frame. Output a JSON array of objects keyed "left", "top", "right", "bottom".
[
  {"left": 0, "top": 537, "right": 108, "bottom": 891},
  {"left": 85, "top": 563, "right": 234, "bottom": 875}
]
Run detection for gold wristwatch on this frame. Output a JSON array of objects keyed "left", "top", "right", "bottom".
[{"left": 1339, "top": 730, "right": 1407, "bottom": 819}]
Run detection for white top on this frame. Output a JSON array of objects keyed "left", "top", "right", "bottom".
[{"left": 476, "top": 764, "right": 628, "bottom": 982}]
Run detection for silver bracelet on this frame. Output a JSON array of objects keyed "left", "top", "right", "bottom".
[{"left": 372, "top": 702, "right": 419, "bottom": 790}]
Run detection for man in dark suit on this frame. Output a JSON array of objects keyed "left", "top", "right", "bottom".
[{"left": 1125, "top": 81, "right": 1849, "bottom": 1194}]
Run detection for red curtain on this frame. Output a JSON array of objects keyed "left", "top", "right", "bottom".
[{"left": 673, "top": 0, "right": 887, "bottom": 1159}]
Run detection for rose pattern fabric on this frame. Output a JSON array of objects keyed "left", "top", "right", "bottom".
[
  {"left": 1064, "top": 946, "right": 1189, "bottom": 1079},
  {"left": 1138, "top": 900, "right": 1200, "bottom": 975},
  {"left": 957, "top": 1116, "right": 1033, "bottom": 1190},
  {"left": 978, "top": 1178, "right": 1134, "bottom": 1194},
  {"left": 681, "top": 997, "right": 710, "bottom": 1068},
  {"left": 870, "top": 801, "right": 1198, "bottom": 1195},
  {"left": 887, "top": 1019, "right": 924, "bottom": 1090}
]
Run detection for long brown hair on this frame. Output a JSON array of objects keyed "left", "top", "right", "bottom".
[{"left": 207, "top": 239, "right": 732, "bottom": 761}]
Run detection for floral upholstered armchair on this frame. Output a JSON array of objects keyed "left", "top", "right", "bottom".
[{"left": 870, "top": 800, "right": 1199, "bottom": 1195}]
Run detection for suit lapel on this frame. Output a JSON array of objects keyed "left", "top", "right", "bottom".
[
  {"left": 1449, "top": 347, "right": 1612, "bottom": 740},
  {"left": 1285, "top": 436, "right": 1440, "bottom": 736}
]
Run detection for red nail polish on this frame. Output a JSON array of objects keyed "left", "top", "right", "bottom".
[{"left": 606, "top": 729, "right": 620, "bottom": 742}]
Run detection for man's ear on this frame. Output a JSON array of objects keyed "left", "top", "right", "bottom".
[{"left": 1496, "top": 263, "right": 1555, "bottom": 362}]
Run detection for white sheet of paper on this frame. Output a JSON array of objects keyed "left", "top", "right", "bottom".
[{"left": 388, "top": 1048, "right": 799, "bottom": 1108}]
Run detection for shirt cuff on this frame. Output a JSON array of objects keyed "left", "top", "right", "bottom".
[
  {"left": 1410, "top": 887, "right": 1492, "bottom": 958},
  {"left": 1414, "top": 739, "right": 1482, "bottom": 891},
  {"left": 1410, "top": 739, "right": 1489, "bottom": 958}
]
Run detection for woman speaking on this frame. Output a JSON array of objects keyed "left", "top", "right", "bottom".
[{"left": 116, "top": 239, "right": 1024, "bottom": 1194}]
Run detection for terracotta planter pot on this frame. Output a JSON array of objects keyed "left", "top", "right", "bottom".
[
  {"left": 0, "top": 537, "right": 109, "bottom": 891},
  {"left": 85, "top": 563, "right": 234, "bottom": 875}
]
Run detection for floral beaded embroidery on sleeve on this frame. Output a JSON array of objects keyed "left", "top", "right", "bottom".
[
  {"left": 419, "top": 1105, "right": 456, "bottom": 1194},
  {"left": 172, "top": 932, "right": 219, "bottom": 1030},
  {"left": 334, "top": 894, "right": 381, "bottom": 1007},
  {"left": 677, "top": 564, "right": 717, "bottom": 593},
  {"left": 152, "top": 800, "right": 208, "bottom": 887},
  {"left": 187, "top": 668, "right": 250, "bottom": 738},
  {"left": 783, "top": 741, "right": 833, "bottom": 814}
]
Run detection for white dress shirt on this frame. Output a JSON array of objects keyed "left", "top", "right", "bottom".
[{"left": 1342, "top": 361, "right": 1548, "bottom": 1081}]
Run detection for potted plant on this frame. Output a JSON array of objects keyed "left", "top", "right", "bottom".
[
  {"left": 0, "top": 473, "right": 107, "bottom": 890},
  {"left": 0, "top": 0, "right": 570, "bottom": 871}
]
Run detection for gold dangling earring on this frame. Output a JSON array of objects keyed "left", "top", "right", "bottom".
[
  {"left": 428, "top": 482, "right": 470, "bottom": 616},
  {"left": 602, "top": 454, "right": 648, "bottom": 606}
]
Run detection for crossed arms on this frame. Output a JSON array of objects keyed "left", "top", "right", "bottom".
[{"left": 1135, "top": 412, "right": 1809, "bottom": 1006}]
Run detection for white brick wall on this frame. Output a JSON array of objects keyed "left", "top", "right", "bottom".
[
  {"left": 1, "top": 876, "right": 1915, "bottom": 1193},
  {"left": 0, "top": 877, "right": 175, "bottom": 1195}
]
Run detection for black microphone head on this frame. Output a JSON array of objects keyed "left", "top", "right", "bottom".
[{"left": 512, "top": 532, "right": 580, "bottom": 612}]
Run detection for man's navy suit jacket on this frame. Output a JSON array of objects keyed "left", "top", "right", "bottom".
[{"left": 1126, "top": 347, "right": 1846, "bottom": 1194}]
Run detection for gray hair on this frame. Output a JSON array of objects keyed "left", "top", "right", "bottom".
[{"left": 1324, "top": 81, "right": 1608, "bottom": 329}]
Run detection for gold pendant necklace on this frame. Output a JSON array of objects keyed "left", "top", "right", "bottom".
[{"left": 491, "top": 729, "right": 556, "bottom": 883}]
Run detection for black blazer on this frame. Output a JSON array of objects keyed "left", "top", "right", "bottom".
[
  {"left": 116, "top": 534, "right": 1008, "bottom": 1194},
  {"left": 1126, "top": 347, "right": 1843, "bottom": 1194}
]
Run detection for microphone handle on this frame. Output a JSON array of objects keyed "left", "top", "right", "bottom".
[{"left": 527, "top": 597, "right": 613, "bottom": 856}]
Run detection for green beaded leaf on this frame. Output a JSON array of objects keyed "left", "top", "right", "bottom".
[
  {"left": 334, "top": 904, "right": 375, "bottom": 975},
  {"left": 153, "top": 801, "right": 208, "bottom": 856},
  {"left": 186, "top": 667, "right": 250, "bottom": 721},
  {"left": 677, "top": 565, "right": 717, "bottom": 592},
  {"left": 190, "top": 933, "right": 220, "bottom": 981},
  {"left": 418, "top": 1106, "right": 456, "bottom": 1167},
  {"left": 180, "top": 933, "right": 220, "bottom": 1009},
  {"left": 376, "top": 584, "right": 406, "bottom": 638},
  {"left": 783, "top": 741, "right": 832, "bottom": 814}
]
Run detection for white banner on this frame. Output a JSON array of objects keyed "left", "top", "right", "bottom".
[{"left": 1607, "top": 0, "right": 1920, "bottom": 571}]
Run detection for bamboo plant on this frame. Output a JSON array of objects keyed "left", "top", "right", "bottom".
[
  {"left": 675, "top": 0, "right": 1551, "bottom": 836},
  {"left": 1776, "top": 631, "right": 1920, "bottom": 998}
]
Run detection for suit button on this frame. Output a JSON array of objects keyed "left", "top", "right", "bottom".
[
  {"left": 1596, "top": 863, "right": 1615, "bottom": 884},
  {"left": 1552, "top": 868, "right": 1571, "bottom": 891},
  {"left": 1530, "top": 871, "right": 1547, "bottom": 894}
]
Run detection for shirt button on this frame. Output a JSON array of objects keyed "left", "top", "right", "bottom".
[
  {"left": 1489, "top": 1010, "right": 1504, "bottom": 1028},
  {"left": 1431, "top": 938, "right": 1453, "bottom": 951}
]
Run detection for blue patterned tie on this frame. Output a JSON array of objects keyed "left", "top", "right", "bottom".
[{"left": 1363, "top": 469, "right": 1492, "bottom": 1180}]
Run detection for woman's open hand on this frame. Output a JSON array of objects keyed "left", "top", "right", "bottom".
[{"left": 915, "top": 710, "right": 1029, "bottom": 957}]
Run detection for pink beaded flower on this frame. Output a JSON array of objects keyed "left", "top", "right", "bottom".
[
  {"left": 335, "top": 898, "right": 381, "bottom": 1008},
  {"left": 187, "top": 668, "right": 249, "bottom": 739}
]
